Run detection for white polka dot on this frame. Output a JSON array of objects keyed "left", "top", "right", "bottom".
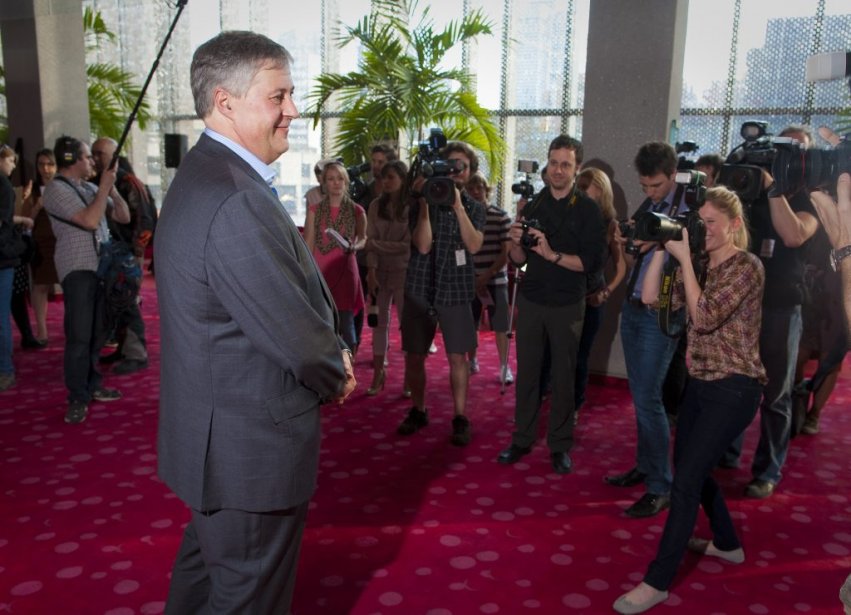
[
  {"left": 748, "top": 604, "right": 769, "bottom": 614},
  {"left": 55, "top": 542, "right": 79, "bottom": 554},
  {"left": 516, "top": 579, "right": 532, "bottom": 588},
  {"left": 321, "top": 576, "right": 344, "bottom": 587},
  {"left": 11, "top": 581, "right": 43, "bottom": 596},
  {"left": 441, "top": 535, "right": 462, "bottom": 547},
  {"left": 378, "top": 592, "right": 403, "bottom": 606},
  {"left": 562, "top": 593, "right": 591, "bottom": 608},
  {"left": 551, "top": 554, "right": 572, "bottom": 566},
  {"left": 476, "top": 551, "right": 499, "bottom": 562},
  {"left": 113, "top": 580, "right": 140, "bottom": 594},
  {"left": 450, "top": 556, "right": 477, "bottom": 570},
  {"left": 824, "top": 543, "right": 850, "bottom": 555},
  {"left": 586, "top": 578, "right": 609, "bottom": 591},
  {"left": 523, "top": 599, "right": 541, "bottom": 608},
  {"left": 416, "top": 567, "right": 432, "bottom": 576},
  {"left": 492, "top": 511, "right": 515, "bottom": 521}
]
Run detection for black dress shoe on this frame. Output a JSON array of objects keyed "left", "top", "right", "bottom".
[
  {"left": 550, "top": 451, "right": 573, "bottom": 474},
  {"left": 625, "top": 493, "right": 671, "bottom": 518},
  {"left": 497, "top": 444, "right": 531, "bottom": 464},
  {"left": 604, "top": 466, "right": 647, "bottom": 487},
  {"left": 21, "top": 337, "right": 48, "bottom": 350}
]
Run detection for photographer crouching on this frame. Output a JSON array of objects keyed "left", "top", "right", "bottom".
[
  {"left": 613, "top": 186, "right": 766, "bottom": 614},
  {"left": 496, "top": 135, "right": 606, "bottom": 474}
]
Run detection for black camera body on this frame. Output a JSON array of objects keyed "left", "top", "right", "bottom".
[
  {"left": 718, "top": 121, "right": 776, "bottom": 202},
  {"left": 622, "top": 170, "right": 707, "bottom": 257},
  {"left": 772, "top": 135, "right": 851, "bottom": 195},
  {"left": 511, "top": 159, "right": 540, "bottom": 199},
  {"left": 346, "top": 161, "right": 371, "bottom": 203},
  {"left": 633, "top": 210, "right": 706, "bottom": 257},
  {"left": 520, "top": 218, "right": 545, "bottom": 248},
  {"left": 411, "top": 128, "right": 459, "bottom": 209}
]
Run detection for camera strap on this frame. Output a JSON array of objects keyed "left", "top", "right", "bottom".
[{"left": 657, "top": 257, "right": 686, "bottom": 337}]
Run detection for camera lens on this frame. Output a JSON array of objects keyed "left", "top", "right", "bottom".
[{"left": 424, "top": 176, "right": 456, "bottom": 209}]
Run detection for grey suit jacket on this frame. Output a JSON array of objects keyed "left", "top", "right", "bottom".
[{"left": 156, "top": 134, "right": 346, "bottom": 512}]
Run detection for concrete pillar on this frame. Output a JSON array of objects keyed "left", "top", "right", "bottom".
[
  {"left": 1, "top": 0, "right": 89, "bottom": 166},
  {"left": 581, "top": 0, "right": 688, "bottom": 378}
]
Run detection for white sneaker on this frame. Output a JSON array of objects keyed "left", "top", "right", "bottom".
[
  {"left": 469, "top": 358, "right": 480, "bottom": 374},
  {"left": 428, "top": 342, "right": 438, "bottom": 354},
  {"left": 500, "top": 365, "right": 514, "bottom": 384}
]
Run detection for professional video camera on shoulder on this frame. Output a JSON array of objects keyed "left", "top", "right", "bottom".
[
  {"left": 511, "top": 159, "right": 539, "bottom": 199},
  {"left": 771, "top": 133, "right": 851, "bottom": 196},
  {"left": 627, "top": 170, "right": 708, "bottom": 259},
  {"left": 345, "top": 160, "right": 371, "bottom": 202},
  {"left": 409, "top": 127, "right": 463, "bottom": 209},
  {"left": 717, "top": 121, "right": 777, "bottom": 203}
]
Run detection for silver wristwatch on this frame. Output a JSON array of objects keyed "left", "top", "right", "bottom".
[{"left": 830, "top": 245, "right": 851, "bottom": 272}]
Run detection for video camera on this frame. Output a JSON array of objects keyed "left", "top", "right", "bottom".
[
  {"left": 620, "top": 170, "right": 707, "bottom": 257},
  {"left": 719, "top": 120, "right": 851, "bottom": 201},
  {"left": 717, "top": 121, "right": 780, "bottom": 202},
  {"left": 346, "top": 161, "right": 371, "bottom": 203},
  {"left": 511, "top": 159, "right": 540, "bottom": 199},
  {"left": 772, "top": 135, "right": 851, "bottom": 196},
  {"left": 409, "top": 127, "right": 463, "bottom": 209}
]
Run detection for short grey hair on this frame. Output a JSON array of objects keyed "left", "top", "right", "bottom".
[{"left": 190, "top": 31, "right": 293, "bottom": 119}]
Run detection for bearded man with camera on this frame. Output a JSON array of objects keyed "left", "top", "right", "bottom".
[
  {"left": 719, "top": 124, "right": 820, "bottom": 499},
  {"left": 396, "top": 139, "right": 486, "bottom": 447},
  {"left": 496, "top": 134, "right": 606, "bottom": 474}
]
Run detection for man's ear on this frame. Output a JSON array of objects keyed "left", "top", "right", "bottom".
[{"left": 213, "top": 87, "right": 234, "bottom": 117}]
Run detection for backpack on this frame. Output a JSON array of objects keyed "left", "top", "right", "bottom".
[{"left": 96, "top": 240, "right": 142, "bottom": 327}]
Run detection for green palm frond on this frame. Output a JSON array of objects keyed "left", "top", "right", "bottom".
[
  {"left": 306, "top": 0, "right": 504, "bottom": 178},
  {"left": 84, "top": 9, "right": 151, "bottom": 141}
]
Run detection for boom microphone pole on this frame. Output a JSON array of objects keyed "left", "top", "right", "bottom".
[{"left": 110, "top": 0, "right": 189, "bottom": 169}]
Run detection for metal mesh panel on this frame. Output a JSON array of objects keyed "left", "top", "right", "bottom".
[{"left": 681, "top": 0, "right": 851, "bottom": 159}]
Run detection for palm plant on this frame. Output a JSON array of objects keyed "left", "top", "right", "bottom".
[
  {"left": 306, "top": 0, "right": 504, "bottom": 176},
  {"left": 84, "top": 7, "right": 151, "bottom": 140}
]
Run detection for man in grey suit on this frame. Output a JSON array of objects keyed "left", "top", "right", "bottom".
[{"left": 156, "top": 31, "right": 356, "bottom": 614}]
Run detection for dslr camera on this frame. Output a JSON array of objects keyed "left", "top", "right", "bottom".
[
  {"left": 519, "top": 218, "right": 545, "bottom": 248},
  {"left": 623, "top": 170, "right": 707, "bottom": 257},
  {"left": 409, "top": 127, "right": 463, "bottom": 209},
  {"left": 675, "top": 140, "right": 700, "bottom": 170},
  {"left": 511, "top": 159, "right": 540, "bottom": 199}
]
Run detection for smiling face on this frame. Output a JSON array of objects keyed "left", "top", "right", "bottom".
[
  {"left": 226, "top": 63, "right": 299, "bottom": 164},
  {"left": 699, "top": 201, "right": 739, "bottom": 254},
  {"left": 546, "top": 147, "right": 578, "bottom": 193}
]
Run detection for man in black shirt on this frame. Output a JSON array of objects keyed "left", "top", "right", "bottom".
[
  {"left": 497, "top": 135, "right": 606, "bottom": 473},
  {"left": 721, "top": 125, "right": 820, "bottom": 498}
]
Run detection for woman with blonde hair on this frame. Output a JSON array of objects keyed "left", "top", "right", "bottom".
[
  {"left": 574, "top": 167, "right": 625, "bottom": 413},
  {"left": 305, "top": 161, "right": 367, "bottom": 354},
  {"left": 614, "top": 186, "right": 765, "bottom": 613}
]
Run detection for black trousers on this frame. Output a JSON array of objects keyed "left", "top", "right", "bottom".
[{"left": 512, "top": 295, "right": 584, "bottom": 453}]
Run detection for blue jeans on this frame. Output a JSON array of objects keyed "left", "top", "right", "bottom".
[
  {"left": 724, "top": 305, "right": 801, "bottom": 484},
  {"left": 574, "top": 302, "right": 604, "bottom": 410},
  {"left": 0, "top": 267, "right": 13, "bottom": 376},
  {"left": 644, "top": 375, "right": 762, "bottom": 591},
  {"left": 620, "top": 301, "right": 678, "bottom": 495},
  {"left": 61, "top": 270, "right": 107, "bottom": 403}
]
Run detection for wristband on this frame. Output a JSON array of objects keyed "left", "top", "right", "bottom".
[{"left": 552, "top": 252, "right": 563, "bottom": 264}]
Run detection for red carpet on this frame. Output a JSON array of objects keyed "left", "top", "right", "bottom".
[{"left": 1, "top": 273, "right": 850, "bottom": 614}]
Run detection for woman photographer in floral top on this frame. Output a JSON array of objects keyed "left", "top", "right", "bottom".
[{"left": 614, "top": 186, "right": 766, "bottom": 614}]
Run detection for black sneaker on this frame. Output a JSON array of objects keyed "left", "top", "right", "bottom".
[
  {"left": 450, "top": 415, "right": 472, "bottom": 447},
  {"left": 64, "top": 401, "right": 89, "bottom": 424},
  {"left": 397, "top": 407, "right": 428, "bottom": 435}
]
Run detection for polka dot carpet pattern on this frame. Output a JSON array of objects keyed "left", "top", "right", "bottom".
[{"left": 1, "top": 274, "right": 850, "bottom": 614}]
